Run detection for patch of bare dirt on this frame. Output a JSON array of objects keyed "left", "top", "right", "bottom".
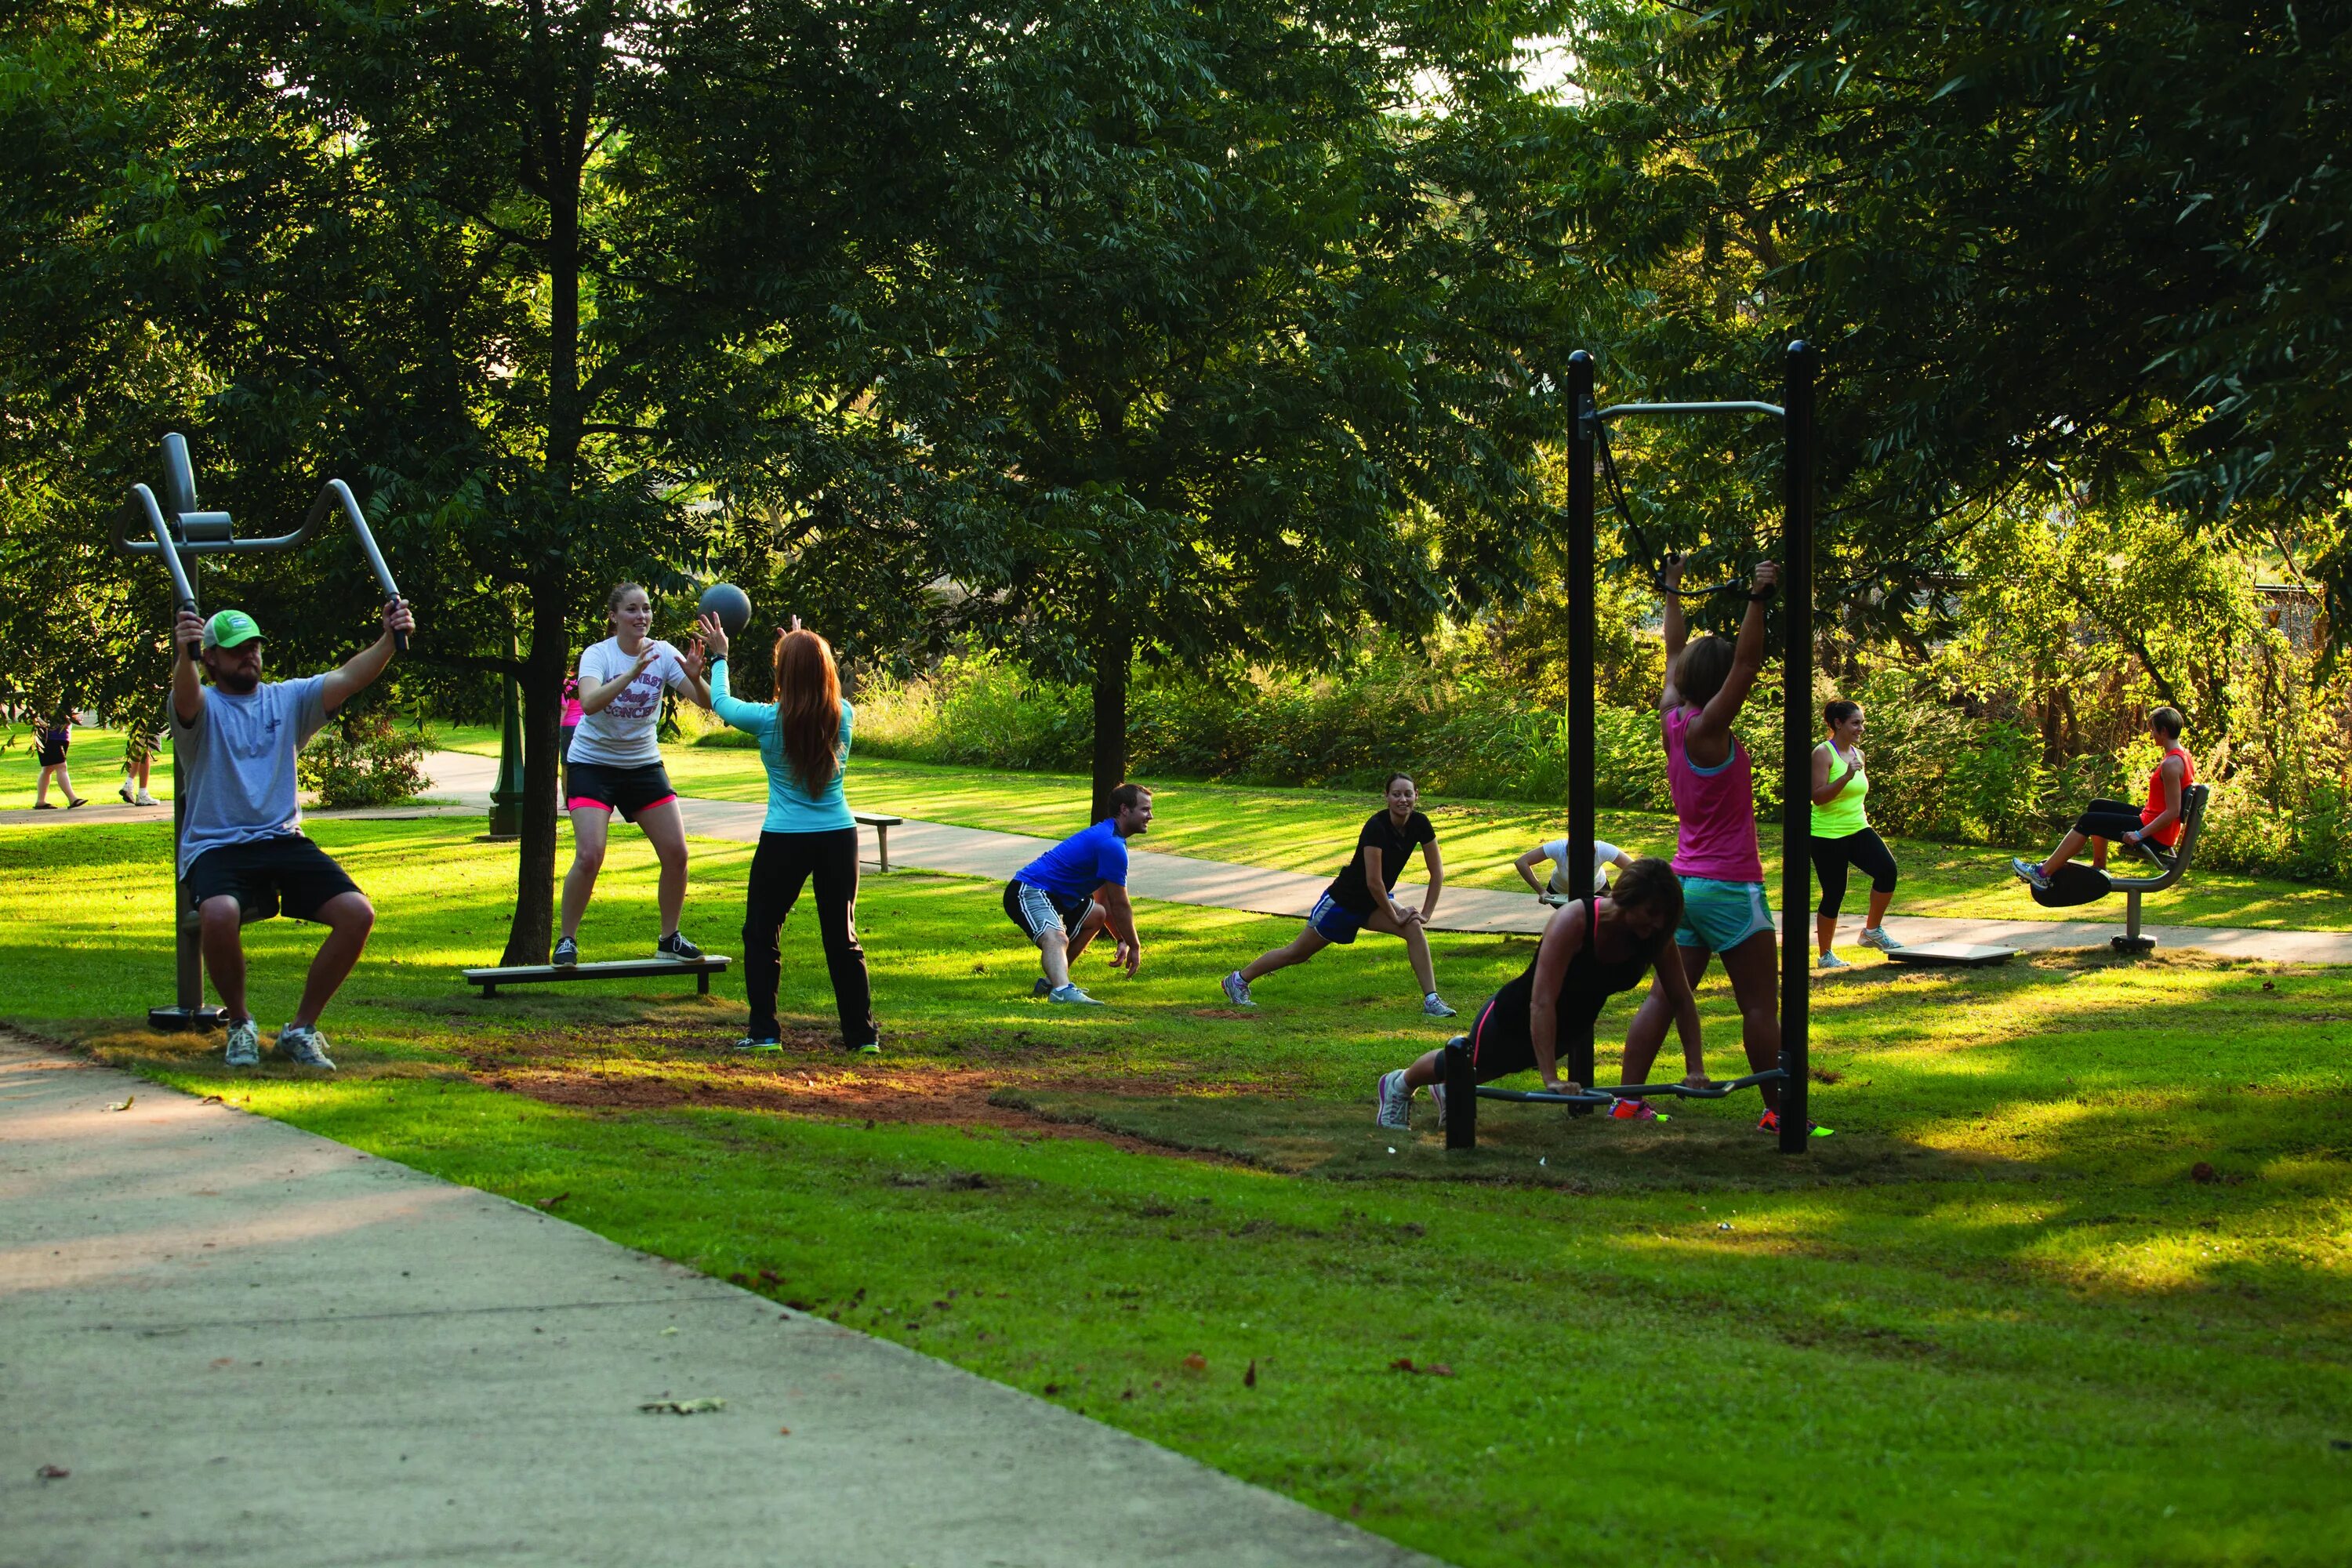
[{"left": 461, "top": 1028, "right": 1253, "bottom": 1162}]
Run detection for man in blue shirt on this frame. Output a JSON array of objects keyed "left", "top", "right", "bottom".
[
  {"left": 1001, "top": 784, "right": 1152, "bottom": 1004},
  {"left": 172, "top": 599, "right": 414, "bottom": 1071}
]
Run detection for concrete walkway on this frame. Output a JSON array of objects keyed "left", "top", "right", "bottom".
[{"left": 0, "top": 1033, "right": 1425, "bottom": 1567}]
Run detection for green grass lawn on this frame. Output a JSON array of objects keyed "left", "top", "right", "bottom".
[
  {"left": 665, "top": 747, "right": 2352, "bottom": 932},
  {"left": 4, "top": 814, "right": 2348, "bottom": 1565},
  {"left": 0, "top": 725, "right": 176, "bottom": 806}
]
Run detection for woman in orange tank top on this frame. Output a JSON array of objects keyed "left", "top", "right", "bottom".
[{"left": 2013, "top": 707, "right": 2193, "bottom": 888}]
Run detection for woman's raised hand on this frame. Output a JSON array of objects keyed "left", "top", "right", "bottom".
[
  {"left": 680, "top": 636, "right": 707, "bottom": 681},
  {"left": 1752, "top": 560, "right": 1780, "bottom": 595},
  {"left": 1661, "top": 552, "right": 1686, "bottom": 590},
  {"left": 696, "top": 609, "right": 729, "bottom": 659}
]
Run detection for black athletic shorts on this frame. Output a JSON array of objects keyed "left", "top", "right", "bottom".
[
  {"left": 564, "top": 760, "right": 677, "bottom": 822},
  {"left": 35, "top": 733, "right": 68, "bottom": 768},
  {"left": 186, "top": 835, "right": 361, "bottom": 924},
  {"left": 1003, "top": 879, "right": 1094, "bottom": 943}
]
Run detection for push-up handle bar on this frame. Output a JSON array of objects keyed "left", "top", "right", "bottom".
[{"left": 1472, "top": 1068, "right": 1790, "bottom": 1109}]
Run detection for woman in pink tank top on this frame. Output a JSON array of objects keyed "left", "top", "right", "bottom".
[{"left": 1623, "top": 558, "right": 1806, "bottom": 1133}]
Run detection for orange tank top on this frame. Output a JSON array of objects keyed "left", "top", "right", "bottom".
[{"left": 2141, "top": 746, "right": 2195, "bottom": 846}]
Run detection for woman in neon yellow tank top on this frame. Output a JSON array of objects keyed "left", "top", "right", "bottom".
[{"left": 1809, "top": 700, "right": 1904, "bottom": 967}]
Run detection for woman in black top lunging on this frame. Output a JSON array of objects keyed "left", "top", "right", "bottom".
[
  {"left": 1221, "top": 773, "right": 1455, "bottom": 1018},
  {"left": 1374, "top": 858, "right": 1707, "bottom": 1129}
]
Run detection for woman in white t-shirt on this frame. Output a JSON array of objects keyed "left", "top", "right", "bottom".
[
  {"left": 1515, "top": 837, "right": 1638, "bottom": 905},
  {"left": 554, "top": 583, "right": 711, "bottom": 968}
]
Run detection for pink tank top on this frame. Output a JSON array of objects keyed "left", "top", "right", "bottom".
[{"left": 1664, "top": 706, "right": 1763, "bottom": 882}]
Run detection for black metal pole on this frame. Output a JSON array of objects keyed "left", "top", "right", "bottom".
[
  {"left": 1565, "top": 350, "right": 1597, "bottom": 1106},
  {"left": 1778, "top": 342, "right": 1817, "bottom": 1153}
]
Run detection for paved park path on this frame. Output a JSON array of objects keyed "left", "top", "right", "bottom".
[
  {"left": 0, "top": 1031, "right": 1427, "bottom": 1567},
  {"left": 9, "top": 747, "right": 2351, "bottom": 964}
]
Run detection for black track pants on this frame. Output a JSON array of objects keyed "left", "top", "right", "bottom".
[
  {"left": 742, "top": 827, "right": 877, "bottom": 1047},
  {"left": 1810, "top": 827, "right": 1900, "bottom": 919},
  {"left": 2070, "top": 797, "right": 2149, "bottom": 844}
]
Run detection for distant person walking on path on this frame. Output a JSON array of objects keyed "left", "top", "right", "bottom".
[
  {"left": 701, "top": 608, "right": 879, "bottom": 1056},
  {"left": 1621, "top": 558, "right": 1816, "bottom": 1137},
  {"left": 1221, "top": 773, "right": 1457, "bottom": 1018},
  {"left": 2014, "top": 708, "right": 2195, "bottom": 888},
  {"left": 31, "top": 712, "right": 87, "bottom": 809},
  {"left": 1002, "top": 785, "right": 1153, "bottom": 1006},
  {"left": 1810, "top": 699, "right": 1904, "bottom": 967},
  {"left": 118, "top": 701, "right": 162, "bottom": 806},
  {"left": 1375, "top": 858, "right": 1704, "bottom": 1128},
  {"left": 1515, "top": 834, "right": 1637, "bottom": 905},
  {"left": 555, "top": 583, "right": 710, "bottom": 969},
  {"left": 171, "top": 601, "right": 414, "bottom": 1069}
]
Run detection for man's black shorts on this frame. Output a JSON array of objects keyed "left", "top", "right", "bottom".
[
  {"left": 564, "top": 760, "right": 677, "bottom": 822},
  {"left": 1002, "top": 879, "right": 1094, "bottom": 943},
  {"left": 35, "top": 734, "right": 67, "bottom": 768},
  {"left": 187, "top": 836, "right": 361, "bottom": 924}
]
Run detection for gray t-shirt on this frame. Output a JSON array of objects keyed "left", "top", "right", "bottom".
[
  {"left": 174, "top": 675, "right": 332, "bottom": 875},
  {"left": 566, "top": 637, "right": 692, "bottom": 768}
]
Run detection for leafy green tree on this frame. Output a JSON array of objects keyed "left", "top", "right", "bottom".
[
  {"left": 885, "top": 0, "right": 1563, "bottom": 817},
  {"left": 1, "top": 0, "right": 980, "bottom": 960},
  {"left": 1541, "top": 0, "right": 2352, "bottom": 626}
]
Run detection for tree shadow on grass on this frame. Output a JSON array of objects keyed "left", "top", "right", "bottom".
[{"left": 988, "top": 1087, "right": 2027, "bottom": 1192}]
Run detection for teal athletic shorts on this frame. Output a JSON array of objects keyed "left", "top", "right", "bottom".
[{"left": 1675, "top": 876, "right": 1774, "bottom": 953}]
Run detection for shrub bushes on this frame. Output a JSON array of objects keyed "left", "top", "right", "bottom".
[{"left": 299, "top": 708, "right": 427, "bottom": 808}]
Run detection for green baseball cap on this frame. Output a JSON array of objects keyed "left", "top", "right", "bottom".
[{"left": 201, "top": 609, "right": 263, "bottom": 650}]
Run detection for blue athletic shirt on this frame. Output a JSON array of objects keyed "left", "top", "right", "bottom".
[
  {"left": 708, "top": 658, "right": 855, "bottom": 834},
  {"left": 1016, "top": 818, "right": 1130, "bottom": 901}
]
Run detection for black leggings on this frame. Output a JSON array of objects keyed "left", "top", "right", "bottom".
[
  {"left": 1811, "top": 828, "right": 1899, "bottom": 919},
  {"left": 742, "top": 828, "right": 877, "bottom": 1047},
  {"left": 2071, "top": 797, "right": 2149, "bottom": 844}
]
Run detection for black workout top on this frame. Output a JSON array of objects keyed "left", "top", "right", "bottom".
[
  {"left": 1495, "top": 895, "right": 1656, "bottom": 1028},
  {"left": 1324, "top": 809, "right": 1435, "bottom": 916}
]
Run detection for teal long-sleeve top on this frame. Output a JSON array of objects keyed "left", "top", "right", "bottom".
[{"left": 709, "top": 658, "right": 855, "bottom": 834}]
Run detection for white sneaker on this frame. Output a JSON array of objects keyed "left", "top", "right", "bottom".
[
  {"left": 224, "top": 1018, "right": 260, "bottom": 1069},
  {"left": 1858, "top": 927, "right": 1906, "bottom": 953},
  {"left": 276, "top": 1025, "right": 336, "bottom": 1070},
  {"left": 134, "top": 790, "right": 160, "bottom": 807},
  {"left": 1047, "top": 984, "right": 1104, "bottom": 1006},
  {"left": 118, "top": 782, "right": 135, "bottom": 804},
  {"left": 1375, "top": 1069, "right": 1413, "bottom": 1131},
  {"left": 1817, "top": 950, "right": 1852, "bottom": 969},
  {"left": 1220, "top": 971, "right": 1254, "bottom": 1007},
  {"left": 1430, "top": 1079, "right": 1447, "bottom": 1126},
  {"left": 1422, "top": 994, "right": 1457, "bottom": 1018}
]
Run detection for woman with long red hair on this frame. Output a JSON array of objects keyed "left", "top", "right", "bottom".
[{"left": 700, "top": 608, "right": 878, "bottom": 1054}]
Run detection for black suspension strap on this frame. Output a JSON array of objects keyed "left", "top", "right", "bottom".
[{"left": 1594, "top": 416, "right": 1749, "bottom": 601}]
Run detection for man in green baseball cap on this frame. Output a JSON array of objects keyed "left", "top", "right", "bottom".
[
  {"left": 172, "top": 595, "right": 416, "bottom": 1071},
  {"left": 201, "top": 608, "right": 263, "bottom": 650}
]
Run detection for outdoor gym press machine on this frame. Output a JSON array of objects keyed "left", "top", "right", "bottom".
[
  {"left": 1443, "top": 342, "right": 1817, "bottom": 1156},
  {"left": 113, "top": 434, "right": 405, "bottom": 1032}
]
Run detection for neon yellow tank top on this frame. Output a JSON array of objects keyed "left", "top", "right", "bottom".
[{"left": 1811, "top": 744, "right": 1870, "bottom": 837}]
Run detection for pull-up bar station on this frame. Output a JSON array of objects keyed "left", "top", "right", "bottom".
[
  {"left": 1444, "top": 342, "right": 1817, "bottom": 1155},
  {"left": 114, "top": 434, "right": 405, "bottom": 1032}
]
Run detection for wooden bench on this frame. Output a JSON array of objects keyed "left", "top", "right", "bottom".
[
  {"left": 855, "top": 811, "right": 904, "bottom": 873},
  {"left": 461, "top": 956, "right": 731, "bottom": 998}
]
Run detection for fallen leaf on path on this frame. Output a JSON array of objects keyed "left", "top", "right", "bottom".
[
  {"left": 103, "top": 1096, "right": 133, "bottom": 1112},
  {"left": 779, "top": 1427, "right": 791, "bottom": 1436},
  {"left": 638, "top": 1398, "right": 726, "bottom": 1415},
  {"left": 37, "top": 1465, "right": 68, "bottom": 1479},
  {"left": 535, "top": 1192, "right": 569, "bottom": 1209}
]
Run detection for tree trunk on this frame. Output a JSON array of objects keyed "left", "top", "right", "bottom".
[
  {"left": 500, "top": 566, "right": 570, "bottom": 966},
  {"left": 1090, "top": 607, "right": 1132, "bottom": 822}
]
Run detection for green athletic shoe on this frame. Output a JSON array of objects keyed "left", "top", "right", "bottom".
[
  {"left": 1047, "top": 983, "right": 1104, "bottom": 1006},
  {"left": 734, "top": 1035, "right": 783, "bottom": 1053}
]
